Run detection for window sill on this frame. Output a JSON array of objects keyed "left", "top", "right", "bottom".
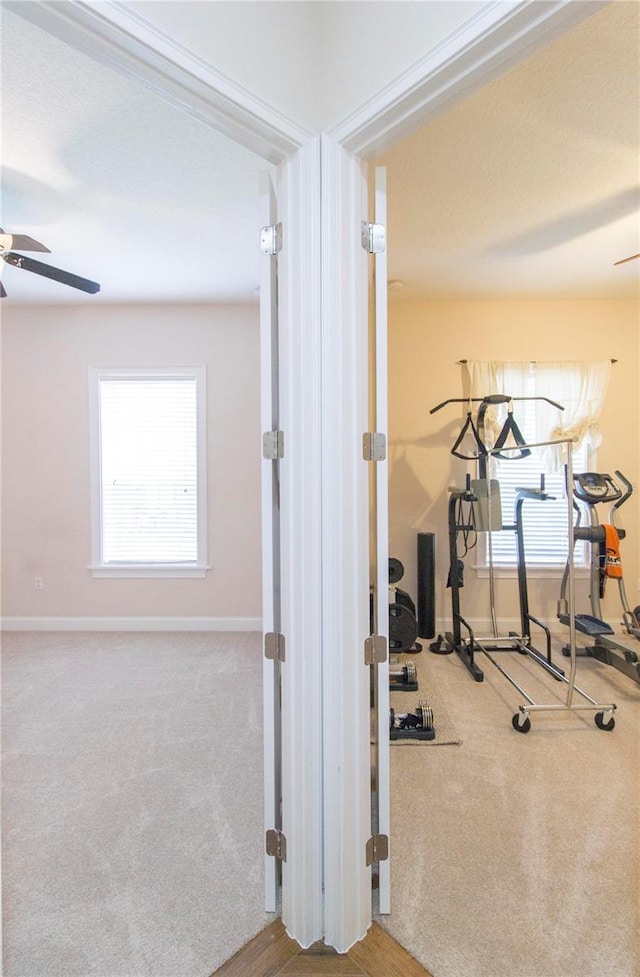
[
  {"left": 474, "top": 565, "right": 589, "bottom": 579},
  {"left": 88, "top": 564, "right": 210, "bottom": 579}
]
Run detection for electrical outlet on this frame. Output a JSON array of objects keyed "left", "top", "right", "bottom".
[{"left": 34, "top": 577, "right": 43, "bottom": 591}]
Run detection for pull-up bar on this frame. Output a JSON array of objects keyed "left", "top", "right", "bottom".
[{"left": 430, "top": 394, "right": 564, "bottom": 415}]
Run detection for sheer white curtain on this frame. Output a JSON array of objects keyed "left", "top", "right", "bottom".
[
  {"left": 534, "top": 360, "right": 611, "bottom": 470},
  {"left": 466, "top": 359, "right": 611, "bottom": 471}
]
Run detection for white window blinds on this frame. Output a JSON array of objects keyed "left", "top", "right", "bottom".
[
  {"left": 488, "top": 396, "right": 588, "bottom": 567},
  {"left": 465, "top": 360, "right": 607, "bottom": 568},
  {"left": 90, "top": 367, "right": 207, "bottom": 574}
]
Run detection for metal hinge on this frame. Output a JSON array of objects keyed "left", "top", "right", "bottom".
[
  {"left": 364, "top": 634, "right": 387, "bottom": 665},
  {"left": 266, "top": 829, "right": 287, "bottom": 861},
  {"left": 366, "top": 834, "right": 389, "bottom": 866},
  {"left": 264, "top": 631, "right": 286, "bottom": 662},
  {"left": 362, "top": 432, "right": 386, "bottom": 462},
  {"left": 263, "top": 430, "right": 284, "bottom": 460},
  {"left": 361, "top": 221, "right": 386, "bottom": 254},
  {"left": 260, "top": 223, "right": 283, "bottom": 256}
]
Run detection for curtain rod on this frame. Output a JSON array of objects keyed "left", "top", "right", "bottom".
[{"left": 457, "top": 358, "right": 618, "bottom": 364}]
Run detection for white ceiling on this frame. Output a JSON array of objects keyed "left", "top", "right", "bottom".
[
  {"left": 1, "top": 1, "right": 638, "bottom": 306},
  {"left": 378, "top": 0, "right": 640, "bottom": 301},
  {"left": 1, "top": 6, "right": 269, "bottom": 305}
]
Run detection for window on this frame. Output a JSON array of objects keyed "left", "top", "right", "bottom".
[
  {"left": 466, "top": 358, "right": 610, "bottom": 574},
  {"left": 485, "top": 396, "right": 589, "bottom": 569},
  {"left": 89, "top": 367, "right": 208, "bottom": 577}
]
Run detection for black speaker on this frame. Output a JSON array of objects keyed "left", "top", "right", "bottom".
[{"left": 417, "top": 533, "right": 436, "bottom": 639}]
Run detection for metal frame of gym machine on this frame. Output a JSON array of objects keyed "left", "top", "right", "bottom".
[
  {"left": 431, "top": 395, "right": 617, "bottom": 733},
  {"left": 431, "top": 395, "right": 565, "bottom": 683},
  {"left": 558, "top": 469, "right": 640, "bottom": 686}
]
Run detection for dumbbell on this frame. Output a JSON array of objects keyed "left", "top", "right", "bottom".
[
  {"left": 389, "top": 660, "right": 418, "bottom": 692},
  {"left": 390, "top": 700, "right": 435, "bottom": 740}
]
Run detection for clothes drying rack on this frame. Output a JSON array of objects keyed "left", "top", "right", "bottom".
[{"left": 483, "top": 438, "right": 617, "bottom": 733}]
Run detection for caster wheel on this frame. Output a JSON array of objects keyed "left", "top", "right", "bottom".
[
  {"left": 512, "top": 713, "right": 531, "bottom": 734},
  {"left": 595, "top": 712, "right": 615, "bottom": 731}
]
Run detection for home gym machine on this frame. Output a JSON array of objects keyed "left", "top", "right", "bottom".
[
  {"left": 429, "top": 395, "right": 565, "bottom": 684},
  {"left": 430, "top": 395, "right": 617, "bottom": 732},
  {"left": 558, "top": 469, "right": 640, "bottom": 685}
]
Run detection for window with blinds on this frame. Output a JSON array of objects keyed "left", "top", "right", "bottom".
[
  {"left": 486, "top": 398, "right": 588, "bottom": 568},
  {"left": 89, "top": 367, "right": 207, "bottom": 576}
]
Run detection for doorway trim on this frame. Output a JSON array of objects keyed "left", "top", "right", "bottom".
[{"left": 8, "top": 0, "right": 610, "bottom": 952}]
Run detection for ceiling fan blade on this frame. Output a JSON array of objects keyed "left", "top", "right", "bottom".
[
  {"left": 613, "top": 252, "right": 640, "bottom": 266},
  {"left": 0, "top": 230, "right": 50, "bottom": 253},
  {"left": 2, "top": 252, "right": 100, "bottom": 294}
]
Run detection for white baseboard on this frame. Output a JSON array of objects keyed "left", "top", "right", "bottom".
[{"left": 0, "top": 616, "right": 262, "bottom": 632}]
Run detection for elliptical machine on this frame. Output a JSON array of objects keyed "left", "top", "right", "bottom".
[{"left": 558, "top": 470, "right": 640, "bottom": 685}]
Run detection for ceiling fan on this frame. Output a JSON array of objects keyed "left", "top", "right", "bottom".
[
  {"left": 613, "top": 252, "right": 640, "bottom": 266},
  {"left": 0, "top": 229, "right": 100, "bottom": 297}
]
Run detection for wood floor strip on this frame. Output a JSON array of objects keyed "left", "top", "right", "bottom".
[
  {"left": 211, "top": 919, "right": 434, "bottom": 977},
  {"left": 210, "top": 919, "right": 300, "bottom": 977},
  {"left": 279, "top": 955, "right": 366, "bottom": 975},
  {"left": 348, "top": 923, "right": 434, "bottom": 977}
]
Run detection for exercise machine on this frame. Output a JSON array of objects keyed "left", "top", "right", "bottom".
[
  {"left": 558, "top": 470, "right": 640, "bottom": 685},
  {"left": 430, "top": 395, "right": 617, "bottom": 732},
  {"left": 429, "top": 395, "right": 565, "bottom": 684}
]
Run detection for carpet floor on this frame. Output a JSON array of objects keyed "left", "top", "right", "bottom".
[
  {"left": 1, "top": 631, "right": 274, "bottom": 977},
  {"left": 381, "top": 638, "right": 640, "bottom": 977},
  {"left": 2, "top": 631, "right": 638, "bottom": 977}
]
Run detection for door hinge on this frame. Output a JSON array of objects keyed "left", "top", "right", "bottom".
[
  {"left": 260, "top": 223, "right": 283, "bottom": 256},
  {"left": 366, "top": 833, "right": 389, "bottom": 866},
  {"left": 266, "top": 829, "right": 287, "bottom": 861},
  {"left": 361, "top": 221, "right": 386, "bottom": 254},
  {"left": 364, "top": 634, "right": 387, "bottom": 665},
  {"left": 362, "top": 432, "right": 386, "bottom": 462},
  {"left": 264, "top": 631, "right": 286, "bottom": 662},
  {"left": 263, "top": 430, "right": 284, "bottom": 460}
]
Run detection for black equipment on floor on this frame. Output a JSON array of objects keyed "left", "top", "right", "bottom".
[
  {"left": 390, "top": 700, "right": 435, "bottom": 740},
  {"left": 388, "top": 558, "right": 422, "bottom": 653},
  {"left": 389, "top": 659, "right": 418, "bottom": 692},
  {"left": 417, "top": 532, "right": 436, "bottom": 639},
  {"left": 558, "top": 470, "right": 640, "bottom": 685}
]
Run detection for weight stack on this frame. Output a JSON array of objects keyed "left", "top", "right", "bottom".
[{"left": 417, "top": 532, "right": 436, "bottom": 639}]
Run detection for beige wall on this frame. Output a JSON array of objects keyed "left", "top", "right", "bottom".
[
  {"left": 388, "top": 298, "right": 639, "bottom": 632},
  {"left": 1, "top": 303, "right": 262, "bottom": 623}
]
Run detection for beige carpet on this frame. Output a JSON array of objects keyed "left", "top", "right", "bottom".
[
  {"left": 3, "top": 632, "right": 638, "bottom": 977},
  {"left": 1, "top": 631, "right": 274, "bottom": 977},
  {"left": 381, "top": 640, "right": 640, "bottom": 977}
]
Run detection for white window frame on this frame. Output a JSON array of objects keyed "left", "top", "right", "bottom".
[{"left": 89, "top": 365, "right": 208, "bottom": 578}]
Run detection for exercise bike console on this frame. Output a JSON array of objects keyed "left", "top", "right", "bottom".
[{"left": 573, "top": 472, "right": 622, "bottom": 504}]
